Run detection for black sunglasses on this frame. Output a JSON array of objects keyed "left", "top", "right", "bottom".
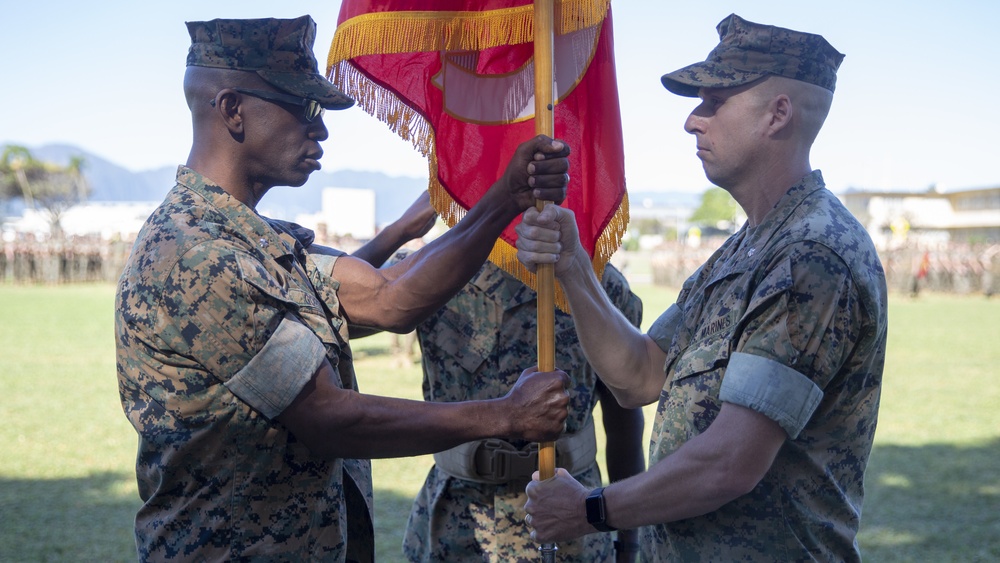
[{"left": 210, "top": 88, "right": 325, "bottom": 122}]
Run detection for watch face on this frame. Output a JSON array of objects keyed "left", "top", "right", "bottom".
[
  {"left": 586, "top": 487, "right": 607, "bottom": 523},
  {"left": 586, "top": 487, "right": 617, "bottom": 532}
]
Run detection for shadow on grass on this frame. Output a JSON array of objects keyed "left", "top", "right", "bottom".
[
  {"left": 0, "top": 471, "right": 141, "bottom": 562},
  {"left": 372, "top": 488, "right": 422, "bottom": 563},
  {"left": 0, "top": 469, "right": 422, "bottom": 563},
  {"left": 16, "top": 442, "right": 995, "bottom": 563},
  {"left": 860, "top": 439, "right": 1000, "bottom": 562}
]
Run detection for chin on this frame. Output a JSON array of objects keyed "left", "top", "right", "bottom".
[{"left": 285, "top": 172, "right": 312, "bottom": 188}]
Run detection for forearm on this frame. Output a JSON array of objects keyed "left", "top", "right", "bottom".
[
  {"left": 278, "top": 360, "right": 569, "bottom": 460},
  {"left": 338, "top": 136, "right": 568, "bottom": 330},
  {"left": 529, "top": 449, "right": 743, "bottom": 543},
  {"left": 602, "top": 439, "right": 744, "bottom": 530},
  {"left": 390, "top": 213, "right": 510, "bottom": 321},
  {"left": 527, "top": 405, "right": 783, "bottom": 544},
  {"left": 559, "top": 255, "right": 665, "bottom": 407},
  {"left": 600, "top": 404, "right": 785, "bottom": 531},
  {"left": 342, "top": 188, "right": 518, "bottom": 331},
  {"left": 308, "top": 392, "right": 512, "bottom": 459},
  {"left": 353, "top": 190, "right": 436, "bottom": 268},
  {"left": 350, "top": 221, "right": 411, "bottom": 267},
  {"left": 276, "top": 362, "right": 512, "bottom": 458}
]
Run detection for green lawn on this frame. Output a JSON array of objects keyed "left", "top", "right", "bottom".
[{"left": 0, "top": 283, "right": 997, "bottom": 561}]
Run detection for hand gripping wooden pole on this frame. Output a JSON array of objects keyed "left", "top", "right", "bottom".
[{"left": 533, "top": 0, "right": 558, "bottom": 560}]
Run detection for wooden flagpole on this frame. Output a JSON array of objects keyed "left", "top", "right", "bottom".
[{"left": 533, "top": 0, "right": 558, "bottom": 560}]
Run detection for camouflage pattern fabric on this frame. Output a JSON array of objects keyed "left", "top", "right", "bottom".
[
  {"left": 115, "top": 166, "right": 373, "bottom": 561},
  {"left": 642, "top": 171, "right": 887, "bottom": 561},
  {"left": 403, "top": 262, "right": 642, "bottom": 563},
  {"left": 186, "top": 15, "right": 354, "bottom": 109},
  {"left": 661, "top": 13, "right": 844, "bottom": 97}
]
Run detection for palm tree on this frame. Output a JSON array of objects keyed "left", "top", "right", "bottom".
[{"left": 0, "top": 145, "right": 90, "bottom": 237}]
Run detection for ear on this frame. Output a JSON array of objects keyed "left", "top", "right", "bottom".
[
  {"left": 768, "top": 94, "right": 793, "bottom": 136},
  {"left": 213, "top": 89, "right": 245, "bottom": 136}
]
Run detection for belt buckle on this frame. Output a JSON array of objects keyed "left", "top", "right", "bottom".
[{"left": 478, "top": 440, "right": 538, "bottom": 482}]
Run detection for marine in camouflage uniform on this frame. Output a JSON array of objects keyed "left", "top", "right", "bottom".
[
  {"left": 517, "top": 14, "right": 888, "bottom": 562},
  {"left": 116, "top": 15, "right": 573, "bottom": 562},
  {"left": 117, "top": 17, "right": 367, "bottom": 560},
  {"left": 642, "top": 171, "right": 886, "bottom": 560},
  {"left": 117, "top": 167, "right": 373, "bottom": 561},
  {"left": 402, "top": 261, "right": 643, "bottom": 562}
]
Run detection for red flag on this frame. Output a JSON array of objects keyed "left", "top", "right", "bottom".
[{"left": 327, "top": 0, "right": 628, "bottom": 301}]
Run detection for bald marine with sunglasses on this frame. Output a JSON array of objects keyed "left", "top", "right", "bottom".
[{"left": 115, "top": 15, "right": 573, "bottom": 562}]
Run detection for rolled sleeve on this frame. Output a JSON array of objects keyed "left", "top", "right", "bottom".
[
  {"left": 720, "top": 352, "right": 823, "bottom": 438},
  {"left": 305, "top": 246, "right": 345, "bottom": 278},
  {"left": 647, "top": 303, "right": 683, "bottom": 354},
  {"left": 225, "top": 316, "right": 327, "bottom": 419}
]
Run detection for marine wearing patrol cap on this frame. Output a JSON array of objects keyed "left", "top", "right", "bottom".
[
  {"left": 186, "top": 15, "right": 354, "bottom": 110},
  {"left": 662, "top": 13, "right": 845, "bottom": 97}
]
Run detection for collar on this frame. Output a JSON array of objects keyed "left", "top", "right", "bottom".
[
  {"left": 175, "top": 166, "right": 296, "bottom": 264},
  {"left": 739, "top": 170, "right": 826, "bottom": 252}
]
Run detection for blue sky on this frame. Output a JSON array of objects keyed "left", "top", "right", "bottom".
[{"left": 1, "top": 0, "right": 997, "bottom": 194}]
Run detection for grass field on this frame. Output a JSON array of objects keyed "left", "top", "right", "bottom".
[{"left": 0, "top": 283, "right": 997, "bottom": 561}]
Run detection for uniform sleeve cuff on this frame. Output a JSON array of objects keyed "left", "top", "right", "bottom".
[
  {"left": 720, "top": 352, "right": 823, "bottom": 438},
  {"left": 225, "top": 316, "right": 326, "bottom": 419}
]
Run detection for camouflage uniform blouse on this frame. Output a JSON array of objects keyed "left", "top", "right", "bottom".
[
  {"left": 115, "top": 167, "right": 373, "bottom": 562},
  {"left": 642, "top": 171, "right": 888, "bottom": 561},
  {"left": 403, "top": 262, "right": 642, "bottom": 563}
]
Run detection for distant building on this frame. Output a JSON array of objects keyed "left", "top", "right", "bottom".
[
  {"left": 626, "top": 191, "right": 701, "bottom": 249},
  {"left": 3, "top": 201, "right": 159, "bottom": 241},
  {"left": 1, "top": 187, "right": 381, "bottom": 243},
  {"left": 294, "top": 187, "right": 376, "bottom": 240},
  {"left": 838, "top": 185, "right": 1000, "bottom": 248}
]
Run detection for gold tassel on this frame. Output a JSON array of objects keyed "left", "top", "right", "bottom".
[
  {"left": 327, "top": 0, "right": 622, "bottom": 313},
  {"left": 326, "top": 0, "right": 611, "bottom": 69},
  {"left": 590, "top": 191, "right": 630, "bottom": 288}
]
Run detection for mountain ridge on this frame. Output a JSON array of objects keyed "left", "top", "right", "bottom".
[
  {"left": 5, "top": 142, "right": 701, "bottom": 227},
  {"left": 16, "top": 143, "right": 429, "bottom": 226}
]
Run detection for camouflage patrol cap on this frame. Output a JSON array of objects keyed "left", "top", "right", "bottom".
[
  {"left": 661, "top": 14, "right": 844, "bottom": 97},
  {"left": 186, "top": 15, "right": 354, "bottom": 110}
]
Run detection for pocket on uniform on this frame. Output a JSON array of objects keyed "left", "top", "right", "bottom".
[
  {"left": 669, "top": 331, "right": 730, "bottom": 385},
  {"left": 421, "top": 305, "right": 498, "bottom": 374},
  {"left": 236, "top": 252, "right": 339, "bottom": 351},
  {"left": 659, "top": 332, "right": 729, "bottom": 436}
]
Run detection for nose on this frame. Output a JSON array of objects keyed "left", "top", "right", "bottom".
[
  {"left": 684, "top": 96, "right": 713, "bottom": 135},
  {"left": 684, "top": 108, "right": 704, "bottom": 135},
  {"left": 310, "top": 116, "right": 329, "bottom": 142}
]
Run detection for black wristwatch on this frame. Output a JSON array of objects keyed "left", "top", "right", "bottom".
[{"left": 585, "top": 486, "right": 617, "bottom": 532}]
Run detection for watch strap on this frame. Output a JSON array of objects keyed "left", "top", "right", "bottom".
[{"left": 585, "top": 486, "right": 617, "bottom": 532}]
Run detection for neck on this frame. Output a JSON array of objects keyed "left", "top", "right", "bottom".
[
  {"left": 186, "top": 147, "right": 266, "bottom": 210},
  {"left": 732, "top": 157, "right": 811, "bottom": 227}
]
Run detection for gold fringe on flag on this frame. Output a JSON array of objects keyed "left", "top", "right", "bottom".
[
  {"left": 326, "top": 0, "right": 626, "bottom": 313},
  {"left": 327, "top": 0, "right": 612, "bottom": 62}
]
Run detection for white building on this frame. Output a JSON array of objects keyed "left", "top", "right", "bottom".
[
  {"left": 4, "top": 201, "right": 159, "bottom": 240},
  {"left": 838, "top": 185, "right": 1000, "bottom": 249},
  {"left": 294, "top": 187, "right": 376, "bottom": 239}
]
